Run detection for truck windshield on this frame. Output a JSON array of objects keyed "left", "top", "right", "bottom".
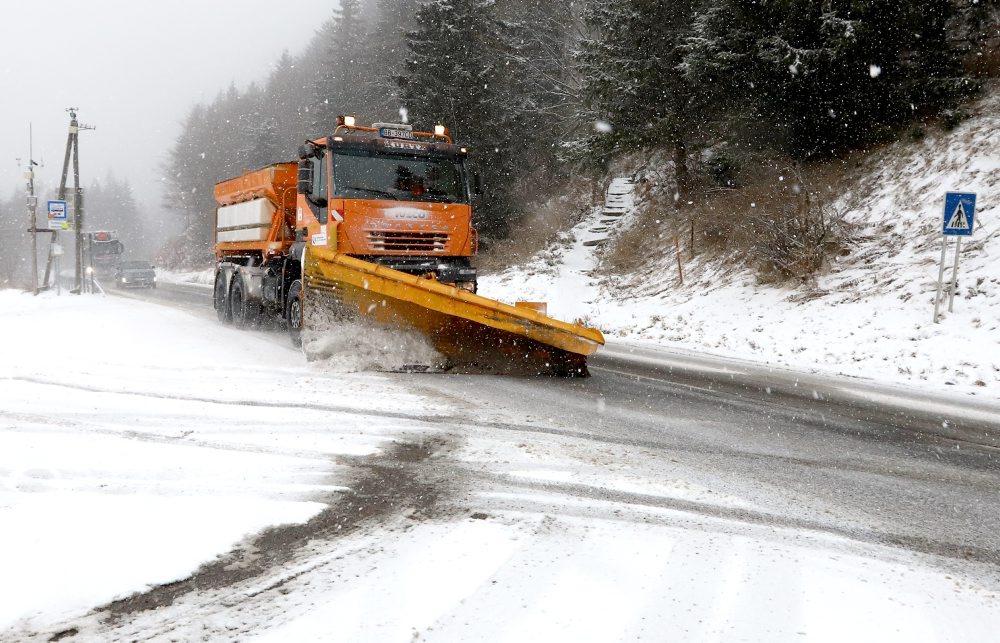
[{"left": 332, "top": 151, "right": 468, "bottom": 204}]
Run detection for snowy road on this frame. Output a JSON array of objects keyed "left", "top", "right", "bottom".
[{"left": 3, "top": 284, "right": 999, "bottom": 641}]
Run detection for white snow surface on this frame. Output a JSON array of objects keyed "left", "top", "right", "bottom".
[
  {"left": 1, "top": 290, "right": 998, "bottom": 641},
  {"left": 480, "top": 88, "right": 1000, "bottom": 397},
  {"left": 0, "top": 290, "right": 439, "bottom": 631},
  {"left": 249, "top": 515, "right": 999, "bottom": 643}
]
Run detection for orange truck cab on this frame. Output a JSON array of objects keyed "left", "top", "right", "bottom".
[{"left": 295, "top": 119, "right": 479, "bottom": 290}]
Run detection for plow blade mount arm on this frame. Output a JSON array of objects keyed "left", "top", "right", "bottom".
[{"left": 303, "top": 246, "right": 605, "bottom": 376}]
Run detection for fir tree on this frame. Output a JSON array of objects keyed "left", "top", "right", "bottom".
[
  {"left": 576, "top": 0, "right": 707, "bottom": 195},
  {"left": 685, "top": 0, "right": 977, "bottom": 158},
  {"left": 399, "top": 0, "right": 510, "bottom": 236},
  {"left": 312, "top": 0, "right": 368, "bottom": 133}
]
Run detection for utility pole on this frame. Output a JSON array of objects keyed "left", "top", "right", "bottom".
[
  {"left": 18, "top": 124, "right": 42, "bottom": 295},
  {"left": 44, "top": 107, "right": 94, "bottom": 294}
]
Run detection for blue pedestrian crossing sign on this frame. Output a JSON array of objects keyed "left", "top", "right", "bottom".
[{"left": 943, "top": 192, "right": 976, "bottom": 236}]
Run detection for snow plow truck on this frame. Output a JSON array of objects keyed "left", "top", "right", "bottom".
[{"left": 212, "top": 117, "right": 604, "bottom": 376}]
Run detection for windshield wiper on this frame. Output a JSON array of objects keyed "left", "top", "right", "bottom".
[
  {"left": 344, "top": 186, "right": 400, "bottom": 201},
  {"left": 424, "top": 189, "right": 459, "bottom": 203}
]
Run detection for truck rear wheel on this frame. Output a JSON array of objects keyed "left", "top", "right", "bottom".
[
  {"left": 214, "top": 272, "right": 231, "bottom": 324},
  {"left": 230, "top": 279, "right": 257, "bottom": 328},
  {"left": 287, "top": 280, "right": 303, "bottom": 348}
]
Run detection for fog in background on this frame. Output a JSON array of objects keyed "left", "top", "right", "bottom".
[{"left": 0, "top": 0, "right": 337, "bottom": 271}]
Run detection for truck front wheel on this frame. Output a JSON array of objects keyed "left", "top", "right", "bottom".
[{"left": 287, "top": 280, "right": 303, "bottom": 348}]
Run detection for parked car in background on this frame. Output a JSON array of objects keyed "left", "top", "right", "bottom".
[{"left": 115, "top": 261, "right": 156, "bottom": 289}]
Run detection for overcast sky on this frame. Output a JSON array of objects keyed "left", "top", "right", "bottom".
[{"left": 0, "top": 0, "right": 337, "bottom": 208}]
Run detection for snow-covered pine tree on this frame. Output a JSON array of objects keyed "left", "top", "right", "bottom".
[
  {"left": 952, "top": 0, "right": 1000, "bottom": 70},
  {"left": 87, "top": 173, "right": 145, "bottom": 252},
  {"left": 911, "top": 0, "right": 980, "bottom": 116},
  {"left": 399, "top": 0, "right": 512, "bottom": 237},
  {"left": 264, "top": 50, "right": 313, "bottom": 157},
  {"left": 311, "top": 0, "right": 368, "bottom": 134},
  {"left": 164, "top": 103, "right": 218, "bottom": 236},
  {"left": 246, "top": 111, "right": 282, "bottom": 171},
  {"left": 493, "top": 0, "right": 582, "bottom": 192},
  {"left": 576, "top": 0, "right": 707, "bottom": 195},
  {"left": 366, "top": 0, "right": 421, "bottom": 118},
  {"left": 684, "top": 0, "right": 976, "bottom": 158}
]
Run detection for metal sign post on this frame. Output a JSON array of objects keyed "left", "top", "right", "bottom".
[
  {"left": 44, "top": 108, "right": 94, "bottom": 295},
  {"left": 17, "top": 124, "right": 43, "bottom": 295},
  {"left": 51, "top": 244, "right": 63, "bottom": 295},
  {"left": 933, "top": 192, "right": 976, "bottom": 323}
]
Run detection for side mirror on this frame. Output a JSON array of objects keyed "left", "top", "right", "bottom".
[
  {"left": 297, "top": 159, "right": 314, "bottom": 196},
  {"left": 473, "top": 173, "right": 483, "bottom": 196}
]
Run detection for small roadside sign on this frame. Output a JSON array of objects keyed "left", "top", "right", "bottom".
[
  {"left": 934, "top": 191, "right": 980, "bottom": 323},
  {"left": 47, "top": 200, "right": 68, "bottom": 231},
  {"left": 943, "top": 192, "right": 976, "bottom": 236}
]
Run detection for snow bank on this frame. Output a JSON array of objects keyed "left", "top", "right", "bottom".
[
  {"left": 481, "top": 87, "right": 1000, "bottom": 397},
  {"left": 156, "top": 267, "right": 214, "bottom": 288}
]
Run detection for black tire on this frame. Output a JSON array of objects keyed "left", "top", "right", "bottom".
[
  {"left": 230, "top": 278, "right": 249, "bottom": 328},
  {"left": 214, "top": 272, "right": 231, "bottom": 324},
  {"left": 286, "top": 280, "right": 303, "bottom": 348}
]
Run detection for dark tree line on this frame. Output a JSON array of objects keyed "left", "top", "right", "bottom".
[
  {"left": 0, "top": 188, "right": 31, "bottom": 287},
  {"left": 163, "top": 0, "right": 997, "bottom": 256},
  {"left": 579, "top": 1, "right": 986, "bottom": 179}
]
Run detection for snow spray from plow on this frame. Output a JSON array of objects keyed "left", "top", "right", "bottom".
[{"left": 302, "top": 246, "right": 605, "bottom": 376}]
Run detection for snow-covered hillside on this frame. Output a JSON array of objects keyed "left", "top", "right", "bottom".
[{"left": 481, "top": 86, "right": 1000, "bottom": 397}]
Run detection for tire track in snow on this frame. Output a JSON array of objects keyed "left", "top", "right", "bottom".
[
  {"left": 1, "top": 374, "right": 450, "bottom": 424},
  {"left": 17, "top": 438, "right": 458, "bottom": 643},
  {"left": 459, "top": 468, "right": 1000, "bottom": 568}
]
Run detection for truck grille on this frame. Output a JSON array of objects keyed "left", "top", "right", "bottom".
[{"left": 368, "top": 231, "right": 448, "bottom": 253}]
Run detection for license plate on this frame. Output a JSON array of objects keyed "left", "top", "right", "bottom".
[{"left": 380, "top": 127, "right": 414, "bottom": 140}]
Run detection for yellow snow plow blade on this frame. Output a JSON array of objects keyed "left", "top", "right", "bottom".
[{"left": 303, "top": 246, "right": 605, "bottom": 376}]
